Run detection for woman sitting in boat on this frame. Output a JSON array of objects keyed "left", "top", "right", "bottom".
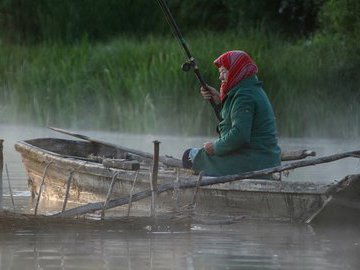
[{"left": 182, "top": 50, "right": 281, "bottom": 177}]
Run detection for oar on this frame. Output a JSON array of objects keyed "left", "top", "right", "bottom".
[
  {"left": 48, "top": 127, "right": 183, "bottom": 168},
  {"left": 49, "top": 127, "right": 316, "bottom": 168},
  {"left": 52, "top": 149, "right": 360, "bottom": 218}
]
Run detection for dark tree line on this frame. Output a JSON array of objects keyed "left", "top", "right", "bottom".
[{"left": 2, "top": 0, "right": 354, "bottom": 43}]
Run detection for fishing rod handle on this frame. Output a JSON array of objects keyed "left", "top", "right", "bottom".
[
  {"left": 193, "top": 68, "right": 222, "bottom": 121},
  {"left": 193, "top": 67, "right": 207, "bottom": 88}
]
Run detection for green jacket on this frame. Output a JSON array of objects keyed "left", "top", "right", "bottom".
[{"left": 192, "top": 75, "right": 281, "bottom": 176}]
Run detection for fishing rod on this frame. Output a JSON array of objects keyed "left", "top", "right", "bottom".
[{"left": 155, "top": 0, "right": 222, "bottom": 121}]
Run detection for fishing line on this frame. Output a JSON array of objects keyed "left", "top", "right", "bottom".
[
  {"left": 154, "top": 0, "right": 222, "bottom": 121},
  {"left": 155, "top": 0, "right": 188, "bottom": 59}
]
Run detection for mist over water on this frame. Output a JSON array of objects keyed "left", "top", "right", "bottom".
[
  {"left": 1, "top": 124, "right": 360, "bottom": 270},
  {"left": 2, "top": 124, "right": 359, "bottom": 184}
]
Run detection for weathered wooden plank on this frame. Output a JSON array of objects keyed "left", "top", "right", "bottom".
[
  {"left": 281, "top": 149, "right": 316, "bottom": 161},
  {"left": 102, "top": 158, "right": 140, "bottom": 170}
]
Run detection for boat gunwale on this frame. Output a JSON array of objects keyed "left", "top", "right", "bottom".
[{"left": 14, "top": 138, "right": 345, "bottom": 195}]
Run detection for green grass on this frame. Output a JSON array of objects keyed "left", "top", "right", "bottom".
[{"left": 0, "top": 32, "right": 359, "bottom": 137}]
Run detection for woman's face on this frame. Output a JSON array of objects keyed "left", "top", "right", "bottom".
[{"left": 218, "top": 66, "right": 228, "bottom": 83}]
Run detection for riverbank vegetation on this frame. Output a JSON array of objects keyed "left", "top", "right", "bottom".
[{"left": 0, "top": 0, "right": 359, "bottom": 137}]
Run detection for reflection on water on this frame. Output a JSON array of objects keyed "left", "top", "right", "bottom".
[
  {"left": 1, "top": 124, "right": 360, "bottom": 269},
  {"left": 0, "top": 221, "right": 359, "bottom": 270}
]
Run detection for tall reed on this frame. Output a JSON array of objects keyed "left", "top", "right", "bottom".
[{"left": 0, "top": 32, "right": 359, "bottom": 137}]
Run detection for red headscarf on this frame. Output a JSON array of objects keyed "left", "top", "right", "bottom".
[{"left": 214, "top": 50, "right": 258, "bottom": 101}]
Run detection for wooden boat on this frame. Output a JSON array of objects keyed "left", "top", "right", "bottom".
[{"left": 15, "top": 136, "right": 360, "bottom": 224}]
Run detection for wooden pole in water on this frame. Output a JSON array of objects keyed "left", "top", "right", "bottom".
[
  {"left": 150, "top": 140, "right": 160, "bottom": 217},
  {"left": 0, "top": 139, "right": 3, "bottom": 206},
  {"left": 5, "top": 164, "right": 15, "bottom": 211}
]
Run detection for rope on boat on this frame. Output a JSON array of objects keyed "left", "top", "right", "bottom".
[
  {"left": 62, "top": 171, "right": 75, "bottom": 212},
  {"left": 34, "top": 161, "right": 53, "bottom": 216},
  {"left": 177, "top": 171, "right": 204, "bottom": 214},
  {"left": 191, "top": 171, "right": 204, "bottom": 207},
  {"left": 101, "top": 171, "right": 121, "bottom": 219},
  {"left": 127, "top": 171, "right": 139, "bottom": 217},
  {"left": 61, "top": 162, "right": 88, "bottom": 212},
  {"left": 173, "top": 168, "right": 181, "bottom": 211}
]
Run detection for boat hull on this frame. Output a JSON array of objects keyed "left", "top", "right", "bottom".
[{"left": 15, "top": 138, "right": 360, "bottom": 224}]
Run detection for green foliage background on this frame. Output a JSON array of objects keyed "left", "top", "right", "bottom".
[{"left": 0, "top": 0, "right": 359, "bottom": 137}]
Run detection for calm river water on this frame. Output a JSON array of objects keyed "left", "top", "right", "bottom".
[{"left": 0, "top": 124, "right": 359, "bottom": 270}]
